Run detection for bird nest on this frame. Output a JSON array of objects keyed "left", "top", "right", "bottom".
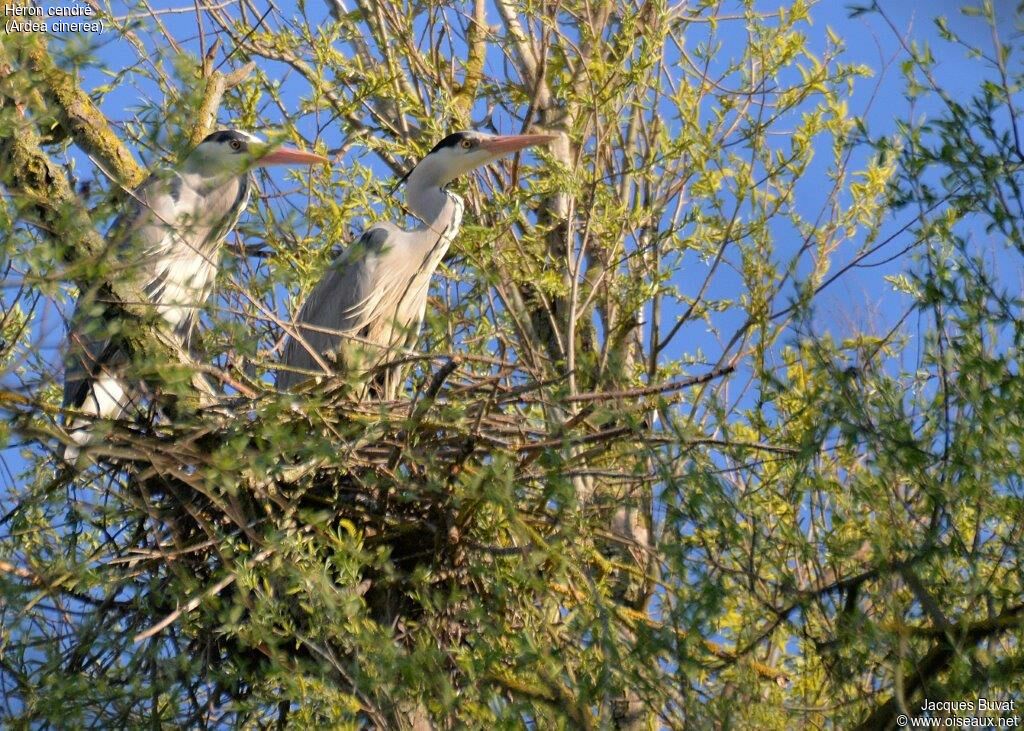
[
  {"left": 55, "top": 355, "right": 661, "bottom": 654},
  {"left": 2, "top": 354, "right": 753, "bottom": 725}
]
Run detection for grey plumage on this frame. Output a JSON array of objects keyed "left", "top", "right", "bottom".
[
  {"left": 278, "top": 130, "right": 554, "bottom": 398},
  {"left": 62, "top": 130, "right": 328, "bottom": 459},
  {"left": 278, "top": 208, "right": 462, "bottom": 398}
]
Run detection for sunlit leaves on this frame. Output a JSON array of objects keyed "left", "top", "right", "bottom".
[{"left": 2, "top": 0, "right": 1024, "bottom": 727}]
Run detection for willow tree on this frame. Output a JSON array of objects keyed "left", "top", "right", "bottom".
[{"left": 0, "top": 0, "right": 1021, "bottom": 728}]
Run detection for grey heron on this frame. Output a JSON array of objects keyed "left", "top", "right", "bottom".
[
  {"left": 278, "top": 130, "right": 555, "bottom": 397},
  {"left": 63, "top": 129, "right": 329, "bottom": 459}
]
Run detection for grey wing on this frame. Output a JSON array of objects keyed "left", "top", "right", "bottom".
[
  {"left": 106, "top": 171, "right": 177, "bottom": 252},
  {"left": 278, "top": 227, "right": 392, "bottom": 390},
  {"left": 62, "top": 299, "right": 132, "bottom": 415},
  {"left": 61, "top": 173, "right": 176, "bottom": 414},
  {"left": 62, "top": 305, "right": 103, "bottom": 409},
  {"left": 108, "top": 170, "right": 242, "bottom": 341},
  {"left": 61, "top": 307, "right": 134, "bottom": 460},
  {"left": 139, "top": 176, "right": 249, "bottom": 339}
]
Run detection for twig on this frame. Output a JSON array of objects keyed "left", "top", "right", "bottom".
[{"left": 133, "top": 548, "right": 273, "bottom": 642}]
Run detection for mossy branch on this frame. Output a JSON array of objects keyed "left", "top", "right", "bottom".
[
  {"left": 189, "top": 61, "right": 256, "bottom": 147},
  {"left": 0, "top": 120, "right": 106, "bottom": 259},
  {"left": 0, "top": 90, "right": 215, "bottom": 408},
  {"left": 17, "top": 34, "right": 144, "bottom": 188},
  {"left": 453, "top": 0, "right": 487, "bottom": 124}
]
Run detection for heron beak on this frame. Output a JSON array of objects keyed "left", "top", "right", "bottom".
[
  {"left": 257, "top": 145, "right": 331, "bottom": 167},
  {"left": 478, "top": 133, "right": 558, "bottom": 156}
]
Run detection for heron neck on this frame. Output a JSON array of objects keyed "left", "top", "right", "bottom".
[
  {"left": 183, "top": 169, "right": 248, "bottom": 196},
  {"left": 404, "top": 166, "right": 462, "bottom": 232}
]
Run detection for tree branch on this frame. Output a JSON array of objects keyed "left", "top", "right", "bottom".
[
  {"left": 453, "top": 0, "right": 487, "bottom": 123},
  {"left": 12, "top": 32, "right": 144, "bottom": 187}
]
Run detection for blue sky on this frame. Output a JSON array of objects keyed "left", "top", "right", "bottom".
[
  {"left": 4, "top": 0, "right": 1015, "bottom": 483},
  {"left": 56, "top": 0, "right": 1004, "bottom": 336},
  {"left": 0, "top": 3, "right": 1019, "bottom": 720}
]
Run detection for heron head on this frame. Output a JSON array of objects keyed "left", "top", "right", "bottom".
[
  {"left": 186, "top": 130, "right": 329, "bottom": 179},
  {"left": 402, "top": 130, "right": 557, "bottom": 188}
]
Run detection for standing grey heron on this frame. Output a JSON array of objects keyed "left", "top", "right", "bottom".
[
  {"left": 63, "top": 129, "right": 329, "bottom": 459},
  {"left": 278, "top": 130, "right": 555, "bottom": 397}
]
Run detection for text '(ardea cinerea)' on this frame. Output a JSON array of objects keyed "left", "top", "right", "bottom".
[
  {"left": 63, "top": 130, "right": 330, "bottom": 460},
  {"left": 278, "top": 130, "right": 556, "bottom": 397}
]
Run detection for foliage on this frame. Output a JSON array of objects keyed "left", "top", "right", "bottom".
[{"left": 0, "top": 0, "right": 1022, "bottom": 728}]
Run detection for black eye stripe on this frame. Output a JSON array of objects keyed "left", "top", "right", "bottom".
[
  {"left": 201, "top": 130, "right": 253, "bottom": 152},
  {"left": 427, "top": 132, "right": 471, "bottom": 155},
  {"left": 394, "top": 130, "right": 481, "bottom": 190}
]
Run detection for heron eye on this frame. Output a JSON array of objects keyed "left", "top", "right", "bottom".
[
  {"left": 229, "top": 140, "right": 243, "bottom": 151},
  {"left": 460, "top": 139, "right": 473, "bottom": 149}
]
